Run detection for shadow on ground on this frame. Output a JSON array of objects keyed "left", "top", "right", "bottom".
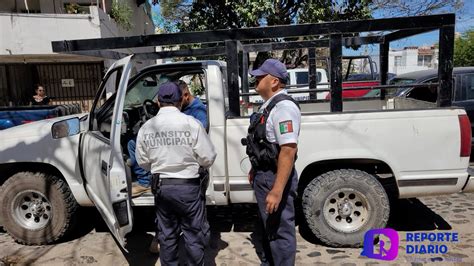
[
  {"left": 118, "top": 204, "right": 260, "bottom": 266},
  {"left": 387, "top": 198, "right": 451, "bottom": 231}
]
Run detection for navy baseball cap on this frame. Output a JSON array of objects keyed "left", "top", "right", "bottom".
[
  {"left": 158, "top": 82, "right": 182, "bottom": 103},
  {"left": 250, "top": 59, "right": 288, "bottom": 81}
]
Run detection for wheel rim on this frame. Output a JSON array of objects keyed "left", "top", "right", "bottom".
[
  {"left": 322, "top": 188, "right": 370, "bottom": 233},
  {"left": 12, "top": 190, "right": 52, "bottom": 230}
]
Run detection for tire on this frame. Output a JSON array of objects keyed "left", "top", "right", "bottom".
[
  {"left": 302, "top": 169, "right": 390, "bottom": 247},
  {"left": 0, "top": 172, "right": 78, "bottom": 245}
]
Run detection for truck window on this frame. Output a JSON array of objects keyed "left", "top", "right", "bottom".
[
  {"left": 406, "top": 78, "right": 438, "bottom": 103},
  {"left": 295, "top": 71, "right": 309, "bottom": 85},
  {"left": 463, "top": 74, "right": 474, "bottom": 101},
  {"left": 121, "top": 68, "right": 208, "bottom": 138},
  {"left": 124, "top": 72, "right": 206, "bottom": 109},
  {"left": 124, "top": 74, "right": 169, "bottom": 108},
  {"left": 90, "top": 68, "right": 122, "bottom": 139}
]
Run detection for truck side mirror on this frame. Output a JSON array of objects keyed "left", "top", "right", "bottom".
[{"left": 52, "top": 118, "right": 80, "bottom": 139}]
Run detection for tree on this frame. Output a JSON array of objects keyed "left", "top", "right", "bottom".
[
  {"left": 178, "top": 0, "right": 371, "bottom": 31},
  {"left": 370, "top": 0, "right": 463, "bottom": 17},
  {"left": 155, "top": 0, "right": 192, "bottom": 33},
  {"left": 175, "top": 0, "right": 371, "bottom": 67},
  {"left": 454, "top": 29, "right": 474, "bottom": 67}
]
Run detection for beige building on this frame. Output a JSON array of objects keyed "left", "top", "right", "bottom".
[{"left": 0, "top": 0, "right": 155, "bottom": 109}]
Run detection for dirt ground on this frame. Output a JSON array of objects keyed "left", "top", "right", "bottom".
[{"left": 1, "top": 192, "right": 474, "bottom": 265}]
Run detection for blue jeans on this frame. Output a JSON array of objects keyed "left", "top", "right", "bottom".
[{"left": 127, "top": 139, "right": 151, "bottom": 187}]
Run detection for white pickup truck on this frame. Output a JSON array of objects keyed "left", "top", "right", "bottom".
[{"left": 0, "top": 56, "right": 472, "bottom": 249}]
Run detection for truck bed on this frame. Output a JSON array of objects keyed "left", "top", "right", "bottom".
[{"left": 224, "top": 107, "right": 469, "bottom": 203}]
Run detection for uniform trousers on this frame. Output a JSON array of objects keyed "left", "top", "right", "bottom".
[
  {"left": 253, "top": 169, "right": 298, "bottom": 266},
  {"left": 155, "top": 181, "right": 210, "bottom": 266}
]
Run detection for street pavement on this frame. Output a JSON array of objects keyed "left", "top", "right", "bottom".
[{"left": 1, "top": 192, "right": 474, "bottom": 265}]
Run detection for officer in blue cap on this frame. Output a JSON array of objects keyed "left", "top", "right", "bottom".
[
  {"left": 136, "top": 82, "right": 217, "bottom": 265},
  {"left": 244, "top": 59, "right": 301, "bottom": 265}
]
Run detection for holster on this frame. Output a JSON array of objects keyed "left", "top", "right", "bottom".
[
  {"left": 151, "top": 173, "right": 160, "bottom": 195},
  {"left": 198, "top": 167, "right": 209, "bottom": 197}
]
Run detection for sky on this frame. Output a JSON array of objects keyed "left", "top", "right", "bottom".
[{"left": 378, "top": 0, "right": 474, "bottom": 49}]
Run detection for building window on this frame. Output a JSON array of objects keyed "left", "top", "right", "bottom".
[
  {"left": 418, "top": 55, "right": 432, "bottom": 67},
  {"left": 394, "top": 56, "right": 402, "bottom": 66}
]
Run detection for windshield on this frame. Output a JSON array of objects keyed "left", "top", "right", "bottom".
[
  {"left": 343, "top": 57, "right": 375, "bottom": 81},
  {"left": 124, "top": 71, "right": 206, "bottom": 109},
  {"left": 124, "top": 73, "right": 170, "bottom": 108}
]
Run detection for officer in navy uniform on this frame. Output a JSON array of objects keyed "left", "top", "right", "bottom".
[
  {"left": 244, "top": 59, "right": 301, "bottom": 265},
  {"left": 136, "top": 82, "right": 217, "bottom": 265}
]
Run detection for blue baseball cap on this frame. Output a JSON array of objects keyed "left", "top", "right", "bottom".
[
  {"left": 250, "top": 59, "right": 288, "bottom": 81},
  {"left": 158, "top": 82, "right": 182, "bottom": 103}
]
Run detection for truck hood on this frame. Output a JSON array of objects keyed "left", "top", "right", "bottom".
[
  {"left": 0, "top": 113, "right": 87, "bottom": 141},
  {"left": 0, "top": 113, "right": 88, "bottom": 164}
]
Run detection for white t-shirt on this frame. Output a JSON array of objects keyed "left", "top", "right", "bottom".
[
  {"left": 136, "top": 106, "right": 217, "bottom": 179},
  {"left": 259, "top": 90, "right": 301, "bottom": 145}
]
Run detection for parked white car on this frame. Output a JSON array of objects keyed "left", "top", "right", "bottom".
[
  {"left": 244, "top": 68, "right": 329, "bottom": 104},
  {"left": 287, "top": 68, "right": 329, "bottom": 100}
]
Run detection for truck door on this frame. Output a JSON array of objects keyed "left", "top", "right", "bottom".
[{"left": 80, "top": 56, "right": 133, "bottom": 249}]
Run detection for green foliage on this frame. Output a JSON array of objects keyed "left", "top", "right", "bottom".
[
  {"left": 178, "top": 0, "right": 372, "bottom": 31},
  {"left": 174, "top": 0, "right": 372, "bottom": 66},
  {"left": 454, "top": 29, "right": 474, "bottom": 67},
  {"left": 157, "top": 0, "right": 191, "bottom": 33},
  {"left": 110, "top": 0, "right": 133, "bottom": 31},
  {"left": 189, "top": 81, "right": 204, "bottom": 97}
]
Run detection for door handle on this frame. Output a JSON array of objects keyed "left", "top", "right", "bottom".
[{"left": 101, "top": 160, "right": 108, "bottom": 176}]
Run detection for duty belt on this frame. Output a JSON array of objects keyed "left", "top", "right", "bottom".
[{"left": 160, "top": 178, "right": 200, "bottom": 186}]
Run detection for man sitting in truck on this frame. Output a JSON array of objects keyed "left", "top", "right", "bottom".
[{"left": 129, "top": 80, "right": 208, "bottom": 197}]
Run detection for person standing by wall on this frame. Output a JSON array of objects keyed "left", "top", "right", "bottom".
[
  {"left": 31, "top": 84, "right": 50, "bottom": 105},
  {"left": 244, "top": 59, "right": 301, "bottom": 265},
  {"left": 136, "top": 82, "right": 216, "bottom": 265}
]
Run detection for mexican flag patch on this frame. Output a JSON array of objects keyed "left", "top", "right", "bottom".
[{"left": 279, "top": 120, "right": 293, "bottom": 134}]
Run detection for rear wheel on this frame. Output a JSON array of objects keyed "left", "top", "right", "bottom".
[
  {"left": 302, "top": 169, "right": 390, "bottom": 247},
  {"left": 0, "top": 172, "right": 78, "bottom": 245}
]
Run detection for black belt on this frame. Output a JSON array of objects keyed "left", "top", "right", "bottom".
[{"left": 160, "top": 178, "right": 200, "bottom": 186}]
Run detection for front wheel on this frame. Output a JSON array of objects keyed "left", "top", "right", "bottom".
[
  {"left": 0, "top": 172, "right": 78, "bottom": 245},
  {"left": 302, "top": 169, "right": 390, "bottom": 247}
]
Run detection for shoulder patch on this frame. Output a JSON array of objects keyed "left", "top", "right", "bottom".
[{"left": 279, "top": 120, "right": 293, "bottom": 134}]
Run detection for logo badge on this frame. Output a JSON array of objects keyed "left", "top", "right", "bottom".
[
  {"left": 361, "top": 228, "right": 399, "bottom": 261},
  {"left": 279, "top": 120, "right": 293, "bottom": 134}
]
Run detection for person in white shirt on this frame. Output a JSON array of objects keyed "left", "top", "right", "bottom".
[
  {"left": 244, "top": 59, "right": 301, "bottom": 265},
  {"left": 136, "top": 82, "right": 216, "bottom": 265}
]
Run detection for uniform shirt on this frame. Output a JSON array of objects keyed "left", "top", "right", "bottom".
[
  {"left": 136, "top": 106, "right": 217, "bottom": 179},
  {"left": 182, "top": 98, "right": 208, "bottom": 129},
  {"left": 259, "top": 89, "right": 301, "bottom": 145}
]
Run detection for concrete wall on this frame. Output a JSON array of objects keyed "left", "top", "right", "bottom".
[
  {"left": 0, "top": 8, "right": 102, "bottom": 55},
  {"left": 0, "top": 0, "right": 103, "bottom": 14},
  {"left": 1, "top": 3, "right": 154, "bottom": 56}
]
